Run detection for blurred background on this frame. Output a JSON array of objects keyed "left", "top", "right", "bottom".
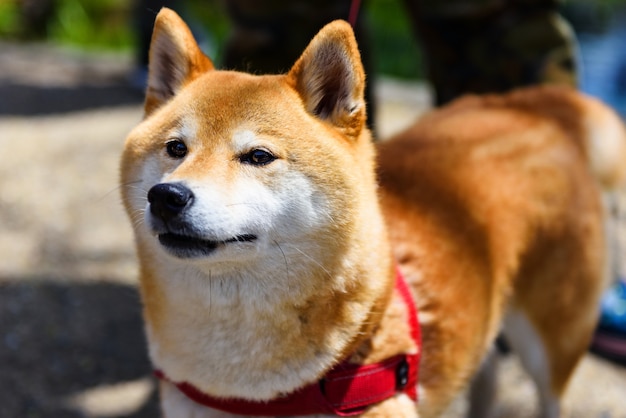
[{"left": 1, "top": 1, "right": 626, "bottom": 417}]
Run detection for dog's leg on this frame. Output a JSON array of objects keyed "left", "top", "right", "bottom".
[
  {"left": 467, "top": 348, "right": 498, "bottom": 418},
  {"left": 503, "top": 310, "right": 560, "bottom": 418}
]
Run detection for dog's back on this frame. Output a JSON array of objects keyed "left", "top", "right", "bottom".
[{"left": 378, "top": 86, "right": 626, "bottom": 417}]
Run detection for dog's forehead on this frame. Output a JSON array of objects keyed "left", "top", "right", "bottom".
[
  {"left": 188, "top": 71, "right": 294, "bottom": 114},
  {"left": 171, "top": 71, "right": 314, "bottom": 141}
]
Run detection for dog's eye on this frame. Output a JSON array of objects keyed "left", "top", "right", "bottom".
[
  {"left": 166, "top": 140, "right": 187, "bottom": 159},
  {"left": 240, "top": 149, "right": 276, "bottom": 166}
]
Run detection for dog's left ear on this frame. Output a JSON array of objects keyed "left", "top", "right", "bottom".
[
  {"left": 144, "top": 8, "right": 214, "bottom": 116},
  {"left": 287, "top": 20, "right": 366, "bottom": 138}
]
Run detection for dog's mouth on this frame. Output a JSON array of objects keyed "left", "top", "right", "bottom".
[{"left": 158, "top": 233, "right": 257, "bottom": 258}]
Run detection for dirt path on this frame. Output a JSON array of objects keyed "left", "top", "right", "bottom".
[{"left": 0, "top": 43, "right": 624, "bottom": 418}]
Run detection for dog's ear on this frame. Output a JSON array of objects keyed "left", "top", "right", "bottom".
[
  {"left": 287, "top": 20, "right": 366, "bottom": 138},
  {"left": 144, "top": 8, "right": 214, "bottom": 116}
]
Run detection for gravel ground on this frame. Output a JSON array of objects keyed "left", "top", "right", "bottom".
[{"left": 0, "top": 42, "right": 625, "bottom": 418}]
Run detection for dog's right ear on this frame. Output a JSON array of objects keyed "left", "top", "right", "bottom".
[
  {"left": 287, "top": 20, "right": 366, "bottom": 139},
  {"left": 144, "top": 8, "right": 214, "bottom": 116}
]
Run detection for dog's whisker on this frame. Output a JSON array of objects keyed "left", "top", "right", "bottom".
[
  {"left": 129, "top": 209, "right": 146, "bottom": 228},
  {"left": 208, "top": 270, "right": 213, "bottom": 316},
  {"left": 274, "top": 240, "right": 291, "bottom": 291},
  {"left": 106, "top": 179, "right": 146, "bottom": 198},
  {"left": 282, "top": 244, "right": 332, "bottom": 280},
  {"left": 225, "top": 202, "right": 262, "bottom": 209}
]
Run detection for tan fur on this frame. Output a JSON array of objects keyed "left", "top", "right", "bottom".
[
  {"left": 378, "top": 87, "right": 622, "bottom": 416},
  {"left": 120, "top": 9, "right": 624, "bottom": 417}
]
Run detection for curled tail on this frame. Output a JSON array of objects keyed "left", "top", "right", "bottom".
[
  {"left": 579, "top": 94, "right": 626, "bottom": 289},
  {"left": 581, "top": 95, "right": 626, "bottom": 189}
]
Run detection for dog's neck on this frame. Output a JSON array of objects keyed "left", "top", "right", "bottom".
[{"left": 137, "top": 234, "right": 397, "bottom": 401}]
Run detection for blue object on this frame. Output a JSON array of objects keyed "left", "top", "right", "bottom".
[
  {"left": 592, "top": 280, "right": 626, "bottom": 365},
  {"left": 598, "top": 280, "right": 626, "bottom": 333}
]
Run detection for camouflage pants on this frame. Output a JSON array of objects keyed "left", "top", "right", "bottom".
[
  {"left": 403, "top": 0, "right": 578, "bottom": 104},
  {"left": 222, "top": 0, "right": 577, "bottom": 107}
]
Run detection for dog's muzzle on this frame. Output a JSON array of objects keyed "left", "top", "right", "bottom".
[{"left": 146, "top": 182, "right": 257, "bottom": 258}]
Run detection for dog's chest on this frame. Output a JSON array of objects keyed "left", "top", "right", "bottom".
[{"left": 145, "top": 270, "right": 338, "bottom": 401}]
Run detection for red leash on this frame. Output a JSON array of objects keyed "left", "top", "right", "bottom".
[
  {"left": 348, "top": 0, "right": 362, "bottom": 27},
  {"left": 155, "top": 269, "right": 420, "bottom": 416}
]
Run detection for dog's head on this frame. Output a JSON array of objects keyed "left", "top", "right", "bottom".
[
  {"left": 121, "top": 8, "right": 384, "bottom": 287},
  {"left": 120, "top": 10, "right": 397, "bottom": 399}
]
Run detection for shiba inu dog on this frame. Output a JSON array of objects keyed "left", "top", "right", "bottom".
[{"left": 120, "top": 8, "right": 626, "bottom": 417}]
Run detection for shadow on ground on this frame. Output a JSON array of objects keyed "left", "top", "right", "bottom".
[
  {"left": 0, "top": 279, "right": 159, "bottom": 418},
  {"left": 0, "top": 41, "right": 143, "bottom": 116},
  {"left": 0, "top": 82, "right": 142, "bottom": 116}
]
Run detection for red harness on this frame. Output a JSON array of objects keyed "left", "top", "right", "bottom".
[{"left": 155, "top": 270, "right": 421, "bottom": 416}]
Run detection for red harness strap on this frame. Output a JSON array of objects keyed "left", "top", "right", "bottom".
[{"left": 155, "top": 269, "right": 421, "bottom": 416}]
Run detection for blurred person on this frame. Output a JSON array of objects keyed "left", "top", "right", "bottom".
[
  {"left": 222, "top": 0, "right": 577, "bottom": 109},
  {"left": 402, "top": 0, "right": 577, "bottom": 105},
  {"left": 18, "top": 0, "right": 57, "bottom": 39}
]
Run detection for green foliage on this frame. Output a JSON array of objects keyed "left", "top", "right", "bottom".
[
  {"left": 0, "top": 1, "right": 20, "bottom": 37},
  {"left": 365, "top": 0, "right": 424, "bottom": 79},
  {"left": 0, "top": 0, "right": 134, "bottom": 50},
  {"left": 48, "top": 0, "right": 133, "bottom": 50}
]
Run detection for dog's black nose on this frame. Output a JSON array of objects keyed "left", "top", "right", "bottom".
[{"left": 148, "top": 183, "right": 194, "bottom": 221}]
